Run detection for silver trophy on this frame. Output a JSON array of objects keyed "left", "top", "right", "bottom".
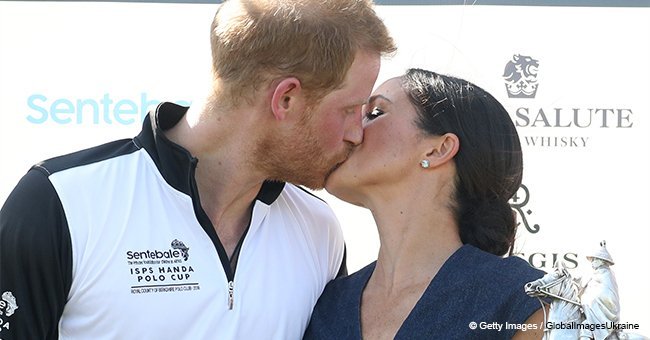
[{"left": 525, "top": 241, "right": 647, "bottom": 340}]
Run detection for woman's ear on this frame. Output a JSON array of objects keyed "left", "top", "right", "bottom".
[
  {"left": 422, "top": 133, "right": 459, "bottom": 168},
  {"left": 270, "top": 77, "right": 302, "bottom": 121}
]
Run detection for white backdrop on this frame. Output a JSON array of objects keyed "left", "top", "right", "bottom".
[{"left": 1, "top": 1, "right": 648, "bottom": 330}]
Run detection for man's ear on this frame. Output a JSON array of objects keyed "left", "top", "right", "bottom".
[
  {"left": 270, "top": 77, "right": 303, "bottom": 121},
  {"left": 422, "top": 133, "right": 459, "bottom": 168}
]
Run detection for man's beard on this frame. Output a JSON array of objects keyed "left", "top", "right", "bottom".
[{"left": 253, "top": 115, "right": 349, "bottom": 190}]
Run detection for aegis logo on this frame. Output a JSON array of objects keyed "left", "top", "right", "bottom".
[
  {"left": 514, "top": 251, "right": 579, "bottom": 270},
  {"left": 126, "top": 239, "right": 190, "bottom": 262},
  {"left": 509, "top": 185, "right": 579, "bottom": 270},
  {"left": 26, "top": 93, "right": 191, "bottom": 125}
]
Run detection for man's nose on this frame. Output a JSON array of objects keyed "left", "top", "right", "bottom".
[{"left": 344, "top": 109, "right": 364, "bottom": 146}]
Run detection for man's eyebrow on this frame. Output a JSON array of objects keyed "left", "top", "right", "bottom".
[
  {"left": 347, "top": 94, "right": 391, "bottom": 109},
  {"left": 346, "top": 98, "right": 370, "bottom": 109}
]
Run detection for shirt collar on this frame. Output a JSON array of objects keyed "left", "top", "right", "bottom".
[{"left": 135, "top": 102, "right": 284, "bottom": 205}]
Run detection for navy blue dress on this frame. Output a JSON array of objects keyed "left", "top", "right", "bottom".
[{"left": 304, "top": 244, "right": 546, "bottom": 339}]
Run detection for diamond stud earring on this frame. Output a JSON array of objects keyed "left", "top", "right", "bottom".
[{"left": 420, "top": 159, "right": 430, "bottom": 168}]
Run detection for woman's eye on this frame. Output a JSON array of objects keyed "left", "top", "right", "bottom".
[{"left": 364, "top": 107, "right": 385, "bottom": 121}]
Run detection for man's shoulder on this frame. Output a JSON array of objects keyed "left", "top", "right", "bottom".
[
  {"left": 36, "top": 138, "right": 139, "bottom": 177},
  {"left": 280, "top": 184, "right": 337, "bottom": 218},
  {"left": 283, "top": 184, "right": 328, "bottom": 203}
]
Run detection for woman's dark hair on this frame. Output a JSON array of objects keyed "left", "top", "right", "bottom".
[{"left": 402, "top": 68, "right": 522, "bottom": 256}]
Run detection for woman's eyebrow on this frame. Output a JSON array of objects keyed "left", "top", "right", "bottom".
[{"left": 367, "top": 94, "right": 392, "bottom": 105}]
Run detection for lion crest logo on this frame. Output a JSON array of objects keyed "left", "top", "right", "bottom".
[
  {"left": 503, "top": 54, "right": 539, "bottom": 98},
  {"left": 171, "top": 239, "right": 190, "bottom": 261},
  {"left": 1, "top": 291, "right": 18, "bottom": 317}
]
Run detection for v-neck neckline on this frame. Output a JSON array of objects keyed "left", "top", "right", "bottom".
[{"left": 354, "top": 244, "right": 470, "bottom": 339}]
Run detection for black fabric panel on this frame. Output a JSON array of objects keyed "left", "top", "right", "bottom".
[
  {"left": 294, "top": 186, "right": 326, "bottom": 204},
  {"left": 336, "top": 245, "right": 348, "bottom": 278},
  {"left": 0, "top": 169, "right": 72, "bottom": 340},
  {"left": 35, "top": 138, "right": 139, "bottom": 176},
  {"left": 135, "top": 102, "right": 196, "bottom": 196},
  {"left": 257, "top": 181, "right": 286, "bottom": 205}
]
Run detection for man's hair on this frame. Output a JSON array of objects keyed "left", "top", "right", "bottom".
[{"left": 210, "top": 0, "right": 395, "bottom": 106}]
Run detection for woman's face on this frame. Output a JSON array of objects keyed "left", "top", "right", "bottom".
[{"left": 324, "top": 77, "right": 427, "bottom": 205}]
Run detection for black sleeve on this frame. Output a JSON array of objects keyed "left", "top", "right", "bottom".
[
  {"left": 335, "top": 245, "right": 347, "bottom": 278},
  {"left": 0, "top": 168, "right": 72, "bottom": 340}
]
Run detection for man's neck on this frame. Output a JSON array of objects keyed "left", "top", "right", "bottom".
[{"left": 165, "top": 99, "right": 268, "bottom": 256}]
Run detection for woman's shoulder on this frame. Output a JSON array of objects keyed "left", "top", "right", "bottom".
[
  {"left": 400, "top": 245, "right": 545, "bottom": 338},
  {"left": 454, "top": 244, "right": 546, "bottom": 284},
  {"left": 303, "top": 262, "right": 375, "bottom": 339},
  {"left": 436, "top": 245, "right": 545, "bottom": 315},
  {"left": 317, "top": 261, "right": 376, "bottom": 306}
]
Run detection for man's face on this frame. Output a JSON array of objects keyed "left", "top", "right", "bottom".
[{"left": 261, "top": 51, "right": 381, "bottom": 189}]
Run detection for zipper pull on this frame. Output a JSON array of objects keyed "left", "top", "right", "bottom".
[{"left": 228, "top": 281, "right": 234, "bottom": 310}]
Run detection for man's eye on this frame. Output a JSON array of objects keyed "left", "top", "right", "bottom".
[{"left": 364, "top": 107, "right": 384, "bottom": 121}]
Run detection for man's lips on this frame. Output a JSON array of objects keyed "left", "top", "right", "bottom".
[
  {"left": 326, "top": 160, "right": 344, "bottom": 178},
  {"left": 325, "top": 154, "right": 349, "bottom": 179},
  {"left": 326, "top": 145, "right": 356, "bottom": 178}
]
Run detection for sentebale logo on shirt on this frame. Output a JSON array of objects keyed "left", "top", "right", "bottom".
[
  {"left": 125, "top": 240, "right": 200, "bottom": 294},
  {"left": 126, "top": 239, "right": 190, "bottom": 263}
]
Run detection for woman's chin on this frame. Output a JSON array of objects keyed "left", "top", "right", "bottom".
[
  {"left": 323, "top": 171, "right": 344, "bottom": 196},
  {"left": 324, "top": 171, "right": 365, "bottom": 207}
]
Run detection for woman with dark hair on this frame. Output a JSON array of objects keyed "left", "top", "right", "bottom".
[{"left": 304, "top": 69, "right": 546, "bottom": 339}]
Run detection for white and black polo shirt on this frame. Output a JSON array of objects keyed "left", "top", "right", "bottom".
[{"left": 0, "top": 102, "right": 346, "bottom": 339}]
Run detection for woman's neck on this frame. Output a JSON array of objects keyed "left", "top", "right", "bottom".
[
  {"left": 367, "top": 189, "right": 462, "bottom": 292},
  {"left": 359, "top": 193, "right": 462, "bottom": 340}
]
